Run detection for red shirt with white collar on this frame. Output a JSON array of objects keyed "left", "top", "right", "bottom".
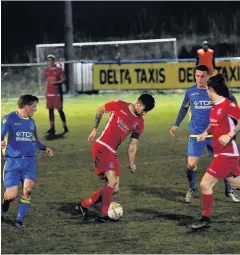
[
  {"left": 96, "top": 100, "right": 144, "bottom": 153},
  {"left": 210, "top": 98, "right": 240, "bottom": 156}
]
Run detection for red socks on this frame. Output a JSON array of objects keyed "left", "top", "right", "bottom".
[
  {"left": 81, "top": 185, "right": 114, "bottom": 216},
  {"left": 201, "top": 193, "right": 214, "bottom": 217},
  {"left": 101, "top": 185, "right": 114, "bottom": 216},
  {"left": 81, "top": 188, "right": 103, "bottom": 208}
]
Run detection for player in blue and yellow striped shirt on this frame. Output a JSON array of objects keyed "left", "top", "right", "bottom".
[
  {"left": 1, "top": 94, "right": 54, "bottom": 228},
  {"left": 170, "top": 65, "right": 239, "bottom": 203}
]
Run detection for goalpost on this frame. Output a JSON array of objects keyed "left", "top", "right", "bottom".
[
  {"left": 36, "top": 38, "right": 178, "bottom": 63},
  {"left": 35, "top": 38, "right": 178, "bottom": 94}
]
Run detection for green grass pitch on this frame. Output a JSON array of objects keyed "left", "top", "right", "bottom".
[{"left": 1, "top": 94, "right": 240, "bottom": 254}]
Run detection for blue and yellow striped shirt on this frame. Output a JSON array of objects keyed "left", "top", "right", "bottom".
[{"left": 1, "top": 111, "right": 46, "bottom": 157}]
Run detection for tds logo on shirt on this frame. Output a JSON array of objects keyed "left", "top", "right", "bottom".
[
  {"left": 16, "top": 132, "right": 33, "bottom": 141},
  {"left": 193, "top": 100, "right": 213, "bottom": 109}
]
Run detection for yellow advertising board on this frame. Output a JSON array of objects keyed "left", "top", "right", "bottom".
[{"left": 93, "top": 60, "right": 240, "bottom": 90}]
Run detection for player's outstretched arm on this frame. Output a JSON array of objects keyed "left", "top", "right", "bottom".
[
  {"left": 128, "top": 138, "right": 138, "bottom": 173},
  {"left": 170, "top": 91, "right": 190, "bottom": 136},
  {"left": 88, "top": 105, "right": 106, "bottom": 143}
]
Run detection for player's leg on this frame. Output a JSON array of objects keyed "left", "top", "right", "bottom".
[
  {"left": 188, "top": 172, "right": 218, "bottom": 229},
  {"left": 90, "top": 176, "right": 120, "bottom": 206},
  {"left": 76, "top": 143, "right": 104, "bottom": 219},
  {"left": 227, "top": 176, "right": 240, "bottom": 189},
  {"left": 225, "top": 160, "right": 240, "bottom": 190},
  {"left": 80, "top": 183, "right": 104, "bottom": 208},
  {"left": 98, "top": 170, "right": 117, "bottom": 222},
  {"left": 57, "top": 95, "right": 68, "bottom": 133},
  {"left": 185, "top": 137, "right": 206, "bottom": 202},
  {"left": 46, "top": 95, "right": 56, "bottom": 134},
  {"left": 207, "top": 142, "right": 239, "bottom": 202},
  {"left": 2, "top": 186, "right": 18, "bottom": 212},
  {"left": 114, "top": 176, "right": 120, "bottom": 193},
  {"left": 84, "top": 175, "right": 120, "bottom": 207},
  {"left": 185, "top": 156, "right": 199, "bottom": 202},
  {"left": 46, "top": 108, "right": 55, "bottom": 134},
  {"left": 2, "top": 158, "right": 21, "bottom": 212},
  {"left": 15, "top": 157, "right": 36, "bottom": 228},
  {"left": 15, "top": 179, "right": 34, "bottom": 228},
  {"left": 58, "top": 109, "right": 68, "bottom": 133}
]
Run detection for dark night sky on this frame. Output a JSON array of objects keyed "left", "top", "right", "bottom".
[{"left": 1, "top": 1, "right": 240, "bottom": 62}]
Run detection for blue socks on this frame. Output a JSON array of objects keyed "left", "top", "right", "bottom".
[
  {"left": 224, "top": 179, "right": 233, "bottom": 193},
  {"left": 16, "top": 196, "right": 31, "bottom": 222},
  {"left": 186, "top": 168, "right": 198, "bottom": 191}
]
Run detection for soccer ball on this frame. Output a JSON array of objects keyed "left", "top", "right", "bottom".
[{"left": 108, "top": 202, "right": 123, "bottom": 220}]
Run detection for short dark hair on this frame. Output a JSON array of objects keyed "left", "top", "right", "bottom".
[
  {"left": 207, "top": 74, "right": 230, "bottom": 99},
  {"left": 195, "top": 64, "right": 209, "bottom": 74},
  {"left": 18, "top": 94, "right": 39, "bottom": 109},
  {"left": 138, "top": 93, "right": 155, "bottom": 112}
]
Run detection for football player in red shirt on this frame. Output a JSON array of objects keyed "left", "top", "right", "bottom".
[
  {"left": 76, "top": 94, "right": 155, "bottom": 222},
  {"left": 189, "top": 74, "right": 240, "bottom": 229},
  {"left": 45, "top": 55, "right": 68, "bottom": 135}
]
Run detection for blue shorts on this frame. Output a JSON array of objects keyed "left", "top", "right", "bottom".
[
  {"left": 187, "top": 137, "right": 213, "bottom": 157},
  {"left": 3, "top": 157, "right": 36, "bottom": 189}
]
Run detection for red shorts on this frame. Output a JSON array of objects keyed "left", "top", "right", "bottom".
[
  {"left": 46, "top": 95, "right": 63, "bottom": 110},
  {"left": 92, "top": 142, "right": 120, "bottom": 177},
  {"left": 207, "top": 155, "right": 240, "bottom": 179}
]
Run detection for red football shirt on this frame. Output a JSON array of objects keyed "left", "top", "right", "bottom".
[
  {"left": 210, "top": 98, "right": 240, "bottom": 156},
  {"left": 45, "top": 66, "right": 65, "bottom": 95},
  {"left": 96, "top": 100, "right": 144, "bottom": 152}
]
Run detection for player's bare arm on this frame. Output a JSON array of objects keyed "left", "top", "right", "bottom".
[
  {"left": 88, "top": 105, "right": 106, "bottom": 143},
  {"left": 128, "top": 138, "right": 138, "bottom": 173},
  {"left": 219, "top": 119, "right": 240, "bottom": 146},
  {"left": 1, "top": 140, "right": 6, "bottom": 149},
  {"left": 170, "top": 91, "right": 190, "bottom": 137},
  {"left": 197, "top": 124, "right": 211, "bottom": 142}
]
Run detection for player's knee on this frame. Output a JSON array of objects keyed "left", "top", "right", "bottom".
[
  {"left": 108, "top": 176, "right": 118, "bottom": 188},
  {"left": 5, "top": 193, "right": 17, "bottom": 201},
  {"left": 113, "top": 187, "right": 119, "bottom": 193},
  {"left": 187, "top": 164, "right": 196, "bottom": 171},
  {"left": 200, "top": 180, "right": 210, "bottom": 192},
  {"left": 23, "top": 187, "right": 32, "bottom": 197}
]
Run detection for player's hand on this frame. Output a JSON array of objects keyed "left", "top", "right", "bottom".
[
  {"left": 218, "top": 134, "right": 232, "bottom": 146},
  {"left": 197, "top": 132, "right": 208, "bottom": 142},
  {"left": 129, "top": 162, "right": 137, "bottom": 173},
  {"left": 1, "top": 140, "right": 6, "bottom": 149},
  {"left": 88, "top": 128, "right": 97, "bottom": 143},
  {"left": 48, "top": 77, "right": 56, "bottom": 85},
  {"left": 169, "top": 126, "right": 178, "bottom": 136},
  {"left": 46, "top": 147, "right": 54, "bottom": 157}
]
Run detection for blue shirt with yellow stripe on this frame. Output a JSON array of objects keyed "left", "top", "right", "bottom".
[
  {"left": 174, "top": 85, "right": 237, "bottom": 136},
  {"left": 1, "top": 111, "right": 46, "bottom": 157}
]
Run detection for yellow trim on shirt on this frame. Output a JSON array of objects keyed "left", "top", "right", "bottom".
[{"left": 2, "top": 132, "right": 9, "bottom": 156}]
